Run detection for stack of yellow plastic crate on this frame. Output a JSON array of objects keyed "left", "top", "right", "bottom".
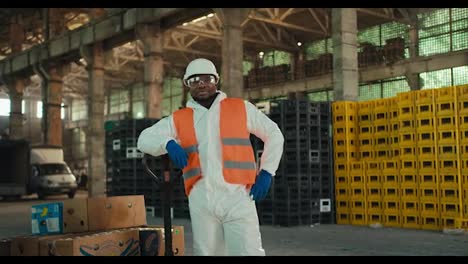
[{"left": 332, "top": 84, "right": 468, "bottom": 231}]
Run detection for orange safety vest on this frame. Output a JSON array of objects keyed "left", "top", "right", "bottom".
[{"left": 173, "top": 98, "right": 257, "bottom": 196}]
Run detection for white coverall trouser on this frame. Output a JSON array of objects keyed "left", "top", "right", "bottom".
[{"left": 137, "top": 91, "right": 284, "bottom": 256}]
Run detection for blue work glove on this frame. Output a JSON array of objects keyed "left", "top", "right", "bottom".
[
  {"left": 165, "top": 140, "right": 188, "bottom": 169},
  {"left": 250, "top": 170, "right": 272, "bottom": 202}
]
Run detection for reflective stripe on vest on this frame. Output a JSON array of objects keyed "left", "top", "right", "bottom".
[{"left": 172, "top": 98, "right": 257, "bottom": 196}]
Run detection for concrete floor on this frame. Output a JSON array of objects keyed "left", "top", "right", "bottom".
[{"left": 1, "top": 191, "right": 468, "bottom": 256}]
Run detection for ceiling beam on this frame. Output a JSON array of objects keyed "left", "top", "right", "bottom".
[
  {"left": 174, "top": 27, "right": 298, "bottom": 52},
  {"left": 307, "top": 8, "right": 328, "bottom": 35},
  {"left": 248, "top": 13, "right": 325, "bottom": 35}
]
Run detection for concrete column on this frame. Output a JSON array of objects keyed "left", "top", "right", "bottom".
[
  {"left": 136, "top": 22, "right": 164, "bottom": 119},
  {"left": 217, "top": 8, "right": 249, "bottom": 98},
  {"left": 45, "top": 68, "right": 63, "bottom": 146},
  {"left": 8, "top": 16, "right": 25, "bottom": 139},
  {"left": 332, "top": 8, "right": 359, "bottom": 101},
  {"left": 406, "top": 24, "right": 420, "bottom": 90},
  {"left": 83, "top": 43, "right": 106, "bottom": 197},
  {"left": 8, "top": 78, "right": 24, "bottom": 139}
]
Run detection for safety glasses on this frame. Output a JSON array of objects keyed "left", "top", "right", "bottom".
[{"left": 185, "top": 75, "right": 218, "bottom": 88}]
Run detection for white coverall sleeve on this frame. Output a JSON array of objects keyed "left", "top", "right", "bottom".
[
  {"left": 245, "top": 101, "right": 284, "bottom": 177},
  {"left": 137, "top": 116, "right": 177, "bottom": 157}
]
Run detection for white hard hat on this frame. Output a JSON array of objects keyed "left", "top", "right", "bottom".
[{"left": 183, "top": 58, "right": 219, "bottom": 85}]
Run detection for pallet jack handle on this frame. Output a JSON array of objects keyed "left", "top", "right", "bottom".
[{"left": 142, "top": 154, "right": 174, "bottom": 256}]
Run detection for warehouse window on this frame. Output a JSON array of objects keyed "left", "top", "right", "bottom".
[
  {"left": 308, "top": 90, "right": 334, "bottom": 102},
  {"left": 109, "top": 89, "right": 129, "bottom": 114},
  {"left": 0, "top": 98, "right": 25, "bottom": 116},
  {"left": 36, "top": 101, "right": 65, "bottom": 119},
  {"left": 162, "top": 77, "right": 184, "bottom": 117},
  {"left": 359, "top": 83, "right": 381, "bottom": 101},
  {"left": 358, "top": 76, "right": 411, "bottom": 101},
  {"left": 420, "top": 66, "right": 468, "bottom": 89},
  {"left": 262, "top": 50, "right": 291, "bottom": 67},
  {"left": 419, "top": 8, "right": 468, "bottom": 56},
  {"left": 243, "top": 61, "right": 254, "bottom": 76},
  {"left": 132, "top": 84, "right": 145, "bottom": 119},
  {"left": 72, "top": 128, "right": 87, "bottom": 159},
  {"left": 382, "top": 77, "right": 411, "bottom": 98},
  {"left": 71, "top": 99, "right": 88, "bottom": 121}
]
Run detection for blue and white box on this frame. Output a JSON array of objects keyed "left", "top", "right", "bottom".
[{"left": 31, "top": 202, "right": 64, "bottom": 235}]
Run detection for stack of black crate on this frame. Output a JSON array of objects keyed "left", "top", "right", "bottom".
[
  {"left": 104, "top": 118, "right": 190, "bottom": 219},
  {"left": 253, "top": 99, "right": 335, "bottom": 226}
]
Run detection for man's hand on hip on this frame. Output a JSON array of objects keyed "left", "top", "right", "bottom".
[{"left": 250, "top": 169, "right": 272, "bottom": 202}]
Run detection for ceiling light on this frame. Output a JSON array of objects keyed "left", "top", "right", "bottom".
[{"left": 297, "top": 42, "right": 302, "bottom": 46}]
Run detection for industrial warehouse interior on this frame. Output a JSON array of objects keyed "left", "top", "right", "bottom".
[{"left": 0, "top": 8, "right": 467, "bottom": 256}]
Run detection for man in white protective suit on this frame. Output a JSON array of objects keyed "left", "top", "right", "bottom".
[{"left": 137, "top": 58, "right": 284, "bottom": 256}]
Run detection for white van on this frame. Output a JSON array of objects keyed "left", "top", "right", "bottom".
[{"left": 30, "top": 146, "right": 78, "bottom": 199}]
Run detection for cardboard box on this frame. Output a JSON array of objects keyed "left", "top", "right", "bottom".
[
  {"left": 0, "top": 238, "right": 11, "bottom": 256},
  {"left": 31, "top": 202, "right": 64, "bottom": 235},
  {"left": 135, "top": 225, "right": 184, "bottom": 256},
  {"left": 44, "top": 229, "right": 140, "bottom": 256},
  {"left": 87, "top": 195, "right": 147, "bottom": 231},
  {"left": 10, "top": 234, "right": 72, "bottom": 256},
  {"left": 62, "top": 199, "right": 89, "bottom": 233}
]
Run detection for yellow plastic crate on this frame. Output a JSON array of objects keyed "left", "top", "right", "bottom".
[
  {"left": 401, "top": 200, "right": 419, "bottom": 214},
  {"left": 436, "top": 86, "right": 455, "bottom": 102},
  {"left": 461, "top": 144, "right": 468, "bottom": 159},
  {"left": 459, "top": 114, "right": 468, "bottom": 130},
  {"left": 455, "top": 218, "right": 468, "bottom": 230},
  {"left": 350, "top": 212, "right": 367, "bottom": 226},
  {"left": 440, "top": 188, "right": 460, "bottom": 203},
  {"left": 419, "top": 187, "right": 438, "bottom": 202},
  {"left": 456, "top": 84, "right": 468, "bottom": 100},
  {"left": 367, "top": 213, "right": 384, "bottom": 225},
  {"left": 419, "top": 173, "right": 437, "bottom": 187},
  {"left": 439, "top": 173, "right": 459, "bottom": 189},
  {"left": 417, "top": 131, "right": 436, "bottom": 146},
  {"left": 459, "top": 130, "right": 468, "bottom": 144},
  {"left": 400, "top": 132, "right": 416, "bottom": 147},
  {"left": 420, "top": 201, "right": 440, "bottom": 216},
  {"left": 436, "top": 101, "right": 456, "bottom": 117},
  {"left": 441, "top": 217, "right": 457, "bottom": 229},
  {"left": 350, "top": 186, "right": 366, "bottom": 200},
  {"left": 440, "top": 203, "right": 461, "bottom": 218},
  {"left": 400, "top": 173, "right": 418, "bottom": 186},
  {"left": 374, "top": 98, "right": 390, "bottom": 112},
  {"left": 366, "top": 187, "right": 382, "bottom": 200},
  {"left": 399, "top": 119, "right": 415, "bottom": 132},
  {"left": 365, "top": 173, "right": 382, "bottom": 185},
  {"left": 382, "top": 160, "right": 399, "bottom": 171},
  {"left": 419, "top": 159, "right": 436, "bottom": 173},
  {"left": 401, "top": 214, "right": 420, "bottom": 229},
  {"left": 398, "top": 105, "right": 415, "bottom": 120},
  {"left": 384, "top": 213, "right": 402, "bottom": 228},
  {"left": 439, "top": 159, "right": 458, "bottom": 173},
  {"left": 397, "top": 91, "right": 416, "bottom": 105},
  {"left": 367, "top": 199, "right": 383, "bottom": 211},
  {"left": 416, "top": 89, "right": 435, "bottom": 105},
  {"left": 437, "top": 116, "right": 456, "bottom": 130},
  {"left": 420, "top": 214, "right": 441, "bottom": 231},
  {"left": 437, "top": 130, "right": 457, "bottom": 144},
  {"left": 416, "top": 103, "right": 434, "bottom": 118},
  {"left": 336, "top": 200, "right": 350, "bottom": 211},
  {"left": 350, "top": 199, "right": 366, "bottom": 211},
  {"left": 416, "top": 117, "right": 435, "bottom": 131},
  {"left": 418, "top": 146, "right": 436, "bottom": 160},
  {"left": 336, "top": 212, "right": 351, "bottom": 225},
  {"left": 332, "top": 101, "right": 358, "bottom": 115}
]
